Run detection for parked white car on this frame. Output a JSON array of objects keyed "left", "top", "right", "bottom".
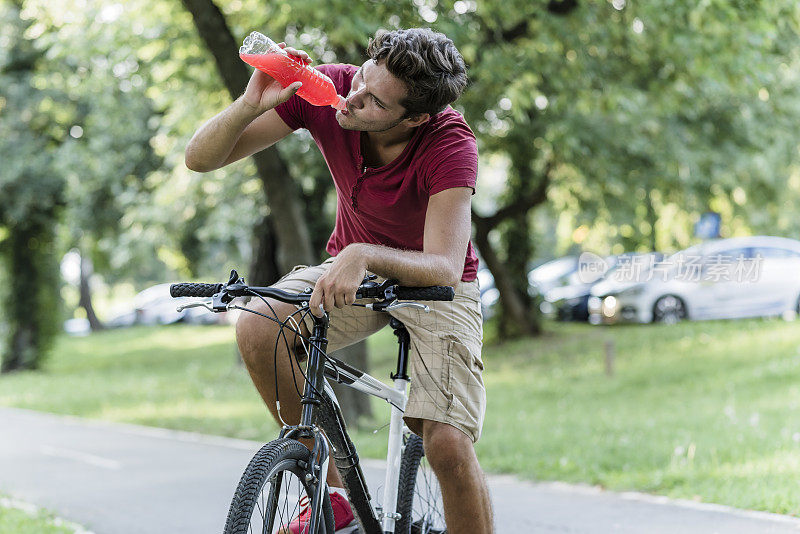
[
  {"left": 588, "top": 236, "right": 800, "bottom": 324},
  {"left": 528, "top": 256, "right": 579, "bottom": 295},
  {"left": 134, "top": 283, "right": 219, "bottom": 325}
]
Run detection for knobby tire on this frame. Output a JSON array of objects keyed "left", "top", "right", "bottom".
[
  {"left": 223, "top": 438, "right": 335, "bottom": 534},
  {"left": 395, "top": 434, "right": 447, "bottom": 534}
]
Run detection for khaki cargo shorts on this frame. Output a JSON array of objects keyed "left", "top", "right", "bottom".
[{"left": 271, "top": 257, "right": 486, "bottom": 442}]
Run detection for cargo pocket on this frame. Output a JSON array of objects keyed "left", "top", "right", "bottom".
[
  {"left": 442, "top": 334, "right": 484, "bottom": 404},
  {"left": 441, "top": 333, "right": 486, "bottom": 441}
]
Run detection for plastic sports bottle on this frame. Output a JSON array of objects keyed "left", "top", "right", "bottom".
[{"left": 239, "top": 32, "right": 347, "bottom": 111}]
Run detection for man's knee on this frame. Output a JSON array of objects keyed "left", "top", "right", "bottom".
[
  {"left": 422, "top": 420, "right": 477, "bottom": 477},
  {"left": 235, "top": 299, "right": 300, "bottom": 368}
]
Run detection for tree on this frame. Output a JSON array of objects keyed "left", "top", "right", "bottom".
[
  {"left": 0, "top": 0, "right": 63, "bottom": 371},
  {"left": 48, "top": 2, "right": 163, "bottom": 328},
  {"left": 449, "top": 0, "right": 800, "bottom": 335}
]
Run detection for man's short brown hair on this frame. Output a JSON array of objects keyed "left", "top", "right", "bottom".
[{"left": 367, "top": 28, "right": 468, "bottom": 118}]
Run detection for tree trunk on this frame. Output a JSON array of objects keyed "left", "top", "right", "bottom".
[
  {"left": 2, "top": 229, "right": 37, "bottom": 373},
  {"left": 472, "top": 215, "right": 540, "bottom": 337},
  {"left": 78, "top": 253, "right": 104, "bottom": 331},
  {"left": 645, "top": 187, "right": 658, "bottom": 251},
  {"left": 247, "top": 215, "right": 281, "bottom": 286},
  {"left": 3, "top": 325, "right": 35, "bottom": 373},
  {"left": 499, "top": 210, "right": 541, "bottom": 338},
  {"left": 2, "top": 224, "right": 58, "bottom": 373},
  {"left": 470, "top": 157, "right": 552, "bottom": 339}
]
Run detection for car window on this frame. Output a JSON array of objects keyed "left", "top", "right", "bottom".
[
  {"left": 530, "top": 257, "right": 578, "bottom": 283},
  {"left": 751, "top": 247, "right": 800, "bottom": 259}
]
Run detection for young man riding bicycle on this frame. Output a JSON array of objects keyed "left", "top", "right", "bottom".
[{"left": 186, "top": 27, "right": 492, "bottom": 534}]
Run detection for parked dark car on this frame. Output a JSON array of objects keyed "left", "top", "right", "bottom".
[{"left": 542, "top": 252, "right": 665, "bottom": 322}]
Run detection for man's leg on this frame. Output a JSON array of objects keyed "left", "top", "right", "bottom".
[
  {"left": 235, "top": 297, "right": 344, "bottom": 487},
  {"left": 421, "top": 419, "right": 493, "bottom": 534}
]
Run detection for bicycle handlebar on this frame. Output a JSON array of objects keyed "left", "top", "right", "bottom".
[
  {"left": 169, "top": 269, "right": 455, "bottom": 306},
  {"left": 394, "top": 285, "right": 454, "bottom": 301},
  {"left": 169, "top": 282, "right": 224, "bottom": 298}
]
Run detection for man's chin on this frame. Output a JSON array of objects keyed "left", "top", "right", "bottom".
[{"left": 335, "top": 111, "right": 360, "bottom": 131}]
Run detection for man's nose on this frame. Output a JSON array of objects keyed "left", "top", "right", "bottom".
[{"left": 347, "top": 82, "right": 367, "bottom": 108}]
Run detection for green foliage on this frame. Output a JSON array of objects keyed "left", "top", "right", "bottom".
[
  {"left": 5, "top": 0, "right": 800, "bottom": 344},
  {"left": 25, "top": 0, "right": 168, "bottom": 281},
  {"left": 0, "top": 0, "right": 64, "bottom": 371}
]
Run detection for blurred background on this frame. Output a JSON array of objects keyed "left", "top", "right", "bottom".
[{"left": 3, "top": 0, "right": 800, "bottom": 521}]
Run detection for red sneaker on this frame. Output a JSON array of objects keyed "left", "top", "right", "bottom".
[{"left": 283, "top": 490, "right": 357, "bottom": 534}]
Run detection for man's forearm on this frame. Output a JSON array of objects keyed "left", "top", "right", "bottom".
[
  {"left": 349, "top": 243, "right": 463, "bottom": 287},
  {"left": 185, "top": 98, "right": 261, "bottom": 172}
]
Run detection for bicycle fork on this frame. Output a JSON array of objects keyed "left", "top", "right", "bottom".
[{"left": 284, "top": 311, "right": 332, "bottom": 534}]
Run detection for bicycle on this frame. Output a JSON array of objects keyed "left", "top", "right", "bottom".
[{"left": 170, "top": 269, "right": 454, "bottom": 534}]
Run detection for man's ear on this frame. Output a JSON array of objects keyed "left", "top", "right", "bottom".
[{"left": 404, "top": 112, "right": 430, "bottom": 128}]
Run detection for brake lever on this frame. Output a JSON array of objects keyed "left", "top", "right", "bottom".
[
  {"left": 212, "top": 291, "right": 230, "bottom": 312},
  {"left": 176, "top": 302, "right": 216, "bottom": 313},
  {"left": 367, "top": 301, "right": 430, "bottom": 313}
]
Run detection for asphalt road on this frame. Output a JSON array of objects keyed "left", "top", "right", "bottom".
[{"left": 2, "top": 407, "right": 800, "bottom": 533}]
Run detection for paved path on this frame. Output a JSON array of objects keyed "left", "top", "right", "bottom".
[{"left": 2, "top": 407, "right": 800, "bottom": 533}]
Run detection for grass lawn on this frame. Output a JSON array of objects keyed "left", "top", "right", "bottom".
[
  {"left": 2, "top": 318, "right": 800, "bottom": 515},
  {"left": 0, "top": 496, "right": 86, "bottom": 533}
]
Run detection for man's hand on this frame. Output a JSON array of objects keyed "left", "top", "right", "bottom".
[
  {"left": 241, "top": 43, "right": 312, "bottom": 113},
  {"left": 309, "top": 245, "right": 367, "bottom": 318}
]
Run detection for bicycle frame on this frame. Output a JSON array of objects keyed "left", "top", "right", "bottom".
[
  {"left": 169, "top": 274, "right": 452, "bottom": 534},
  {"left": 284, "top": 311, "right": 414, "bottom": 534}
]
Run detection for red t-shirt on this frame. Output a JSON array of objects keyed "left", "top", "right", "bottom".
[{"left": 275, "top": 63, "right": 479, "bottom": 282}]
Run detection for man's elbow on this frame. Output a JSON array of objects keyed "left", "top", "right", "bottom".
[
  {"left": 184, "top": 150, "right": 214, "bottom": 173},
  {"left": 444, "top": 263, "right": 462, "bottom": 288}
]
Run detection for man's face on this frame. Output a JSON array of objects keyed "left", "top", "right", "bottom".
[{"left": 335, "top": 59, "right": 411, "bottom": 132}]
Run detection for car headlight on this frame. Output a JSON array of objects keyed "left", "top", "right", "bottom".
[{"left": 602, "top": 295, "right": 617, "bottom": 317}]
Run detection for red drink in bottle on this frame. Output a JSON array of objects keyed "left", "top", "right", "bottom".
[{"left": 239, "top": 32, "right": 346, "bottom": 111}]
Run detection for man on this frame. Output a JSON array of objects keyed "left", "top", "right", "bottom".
[{"left": 186, "top": 27, "right": 492, "bottom": 534}]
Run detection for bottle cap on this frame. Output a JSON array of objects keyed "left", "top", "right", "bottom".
[
  {"left": 239, "top": 31, "right": 282, "bottom": 55},
  {"left": 333, "top": 95, "right": 347, "bottom": 111}
]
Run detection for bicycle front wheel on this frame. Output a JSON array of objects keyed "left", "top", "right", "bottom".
[
  {"left": 395, "top": 433, "right": 447, "bottom": 534},
  {"left": 223, "top": 438, "right": 335, "bottom": 534}
]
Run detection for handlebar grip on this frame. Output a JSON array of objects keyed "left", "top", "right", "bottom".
[
  {"left": 396, "top": 286, "right": 455, "bottom": 301},
  {"left": 170, "top": 282, "right": 224, "bottom": 298}
]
